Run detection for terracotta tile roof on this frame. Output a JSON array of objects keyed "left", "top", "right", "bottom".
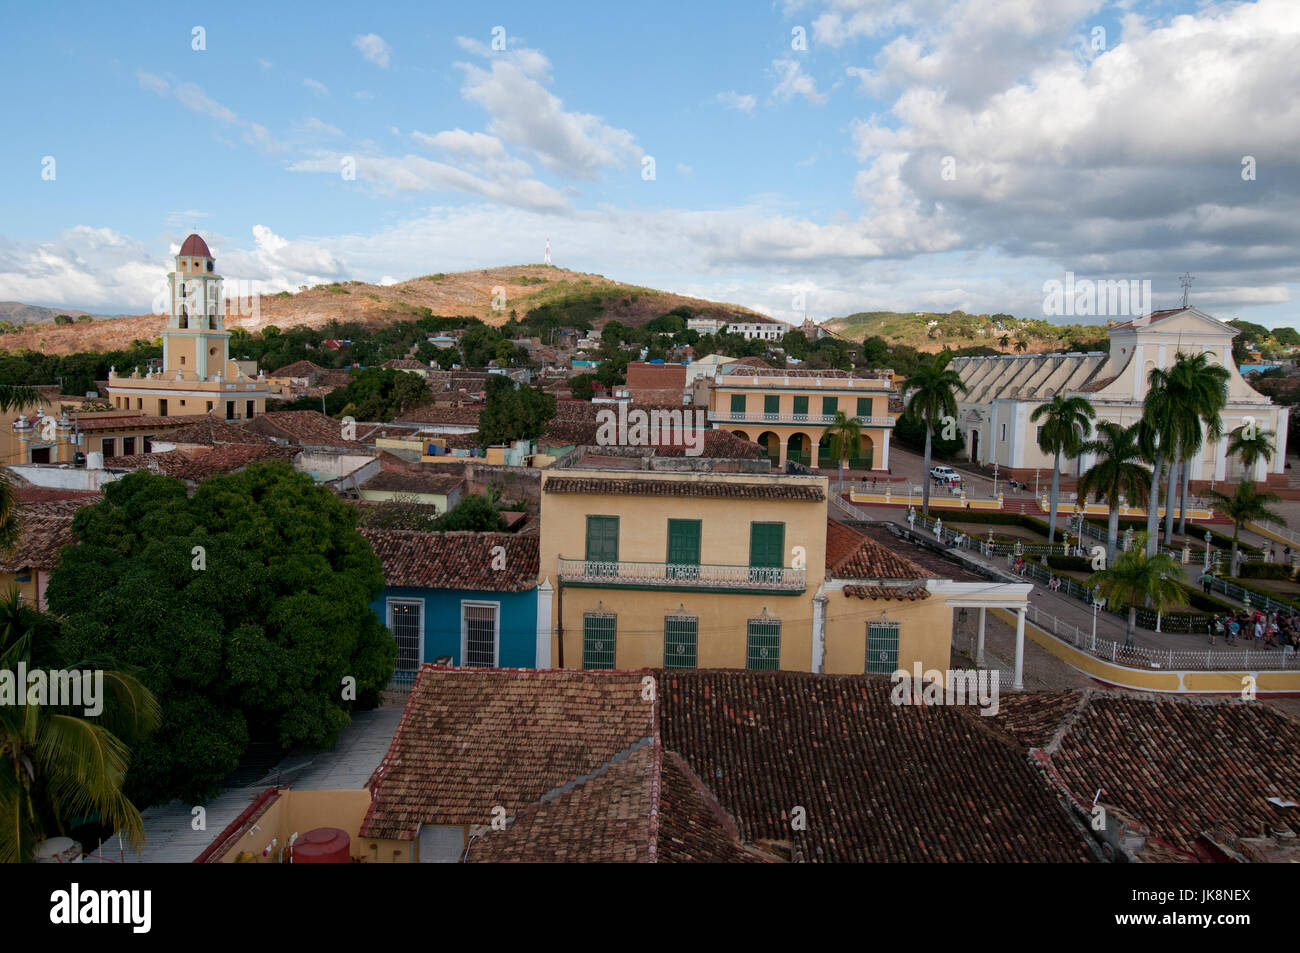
[
  {"left": 0, "top": 515, "right": 77, "bottom": 572},
  {"left": 360, "top": 529, "right": 538, "bottom": 591},
  {"left": 268, "top": 360, "right": 328, "bottom": 379},
  {"left": 361, "top": 471, "right": 465, "bottom": 496},
  {"left": 651, "top": 429, "right": 764, "bottom": 460},
  {"left": 156, "top": 416, "right": 277, "bottom": 447},
  {"left": 657, "top": 670, "right": 1097, "bottom": 862},
  {"left": 826, "top": 519, "right": 928, "bottom": 579},
  {"left": 316, "top": 368, "right": 354, "bottom": 389},
  {"left": 103, "top": 449, "right": 193, "bottom": 476},
  {"left": 851, "top": 525, "right": 989, "bottom": 582},
  {"left": 168, "top": 444, "right": 298, "bottom": 480},
  {"left": 726, "top": 365, "right": 887, "bottom": 381},
  {"left": 361, "top": 668, "right": 654, "bottom": 840},
  {"left": 466, "top": 744, "right": 658, "bottom": 862},
  {"left": 13, "top": 496, "right": 100, "bottom": 518},
  {"left": 1107, "top": 307, "right": 1191, "bottom": 332},
  {"left": 382, "top": 359, "right": 430, "bottom": 370},
  {"left": 994, "top": 691, "right": 1300, "bottom": 856},
  {"left": 1077, "top": 374, "right": 1119, "bottom": 393},
  {"left": 244, "top": 410, "right": 370, "bottom": 448},
  {"left": 394, "top": 404, "right": 482, "bottom": 426},
  {"left": 544, "top": 476, "right": 824, "bottom": 501},
  {"left": 657, "top": 751, "right": 773, "bottom": 862},
  {"left": 75, "top": 413, "right": 200, "bottom": 432},
  {"left": 842, "top": 583, "right": 931, "bottom": 600}
]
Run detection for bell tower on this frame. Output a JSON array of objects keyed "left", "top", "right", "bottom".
[{"left": 164, "top": 233, "right": 230, "bottom": 380}]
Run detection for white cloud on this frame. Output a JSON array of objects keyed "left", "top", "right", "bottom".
[
  {"left": 137, "top": 71, "right": 287, "bottom": 154},
  {"left": 302, "top": 78, "right": 330, "bottom": 97},
  {"left": 353, "top": 33, "right": 391, "bottom": 68},
  {"left": 295, "top": 117, "right": 343, "bottom": 137},
  {"left": 454, "top": 40, "right": 642, "bottom": 180},
  {"left": 770, "top": 58, "right": 829, "bottom": 105},
  {"left": 716, "top": 91, "right": 757, "bottom": 113}
]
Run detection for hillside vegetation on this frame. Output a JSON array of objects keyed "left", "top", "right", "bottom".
[
  {"left": 826, "top": 310, "right": 1110, "bottom": 354},
  {"left": 0, "top": 265, "right": 774, "bottom": 356}
]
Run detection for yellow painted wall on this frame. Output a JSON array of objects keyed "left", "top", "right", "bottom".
[
  {"left": 541, "top": 470, "right": 828, "bottom": 671},
  {"left": 823, "top": 591, "right": 951, "bottom": 675},
  {"left": 208, "top": 788, "right": 414, "bottom": 863}
]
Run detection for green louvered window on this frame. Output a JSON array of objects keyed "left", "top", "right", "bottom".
[
  {"left": 763, "top": 394, "right": 780, "bottom": 417},
  {"left": 746, "top": 618, "right": 781, "bottom": 670},
  {"left": 664, "top": 615, "right": 698, "bottom": 669},
  {"left": 792, "top": 395, "right": 808, "bottom": 420},
  {"left": 667, "top": 519, "right": 701, "bottom": 580},
  {"left": 865, "top": 621, "right": 901, "bottom": 674},
  {"left": 856, "top": 397, "right": 871, "bottom": 417},
  {"left": 730, "top": 393, "right": 746, "bottom": 416},
  {"left": 585, "top": 515, "right": 619, "bottom": 576},
  {"left": 583, "top": 613, "right": 617, "bottom": 670},
  {"left": 749, "top": 522, "right": 785, "bottom": 583},
  {"left": 822, "top": 396, "right": 838, "bottom": 416}
]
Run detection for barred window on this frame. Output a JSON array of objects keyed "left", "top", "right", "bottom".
[
  {"left": 462, "top": 602, "right": 498, "bottom": 668},
  {"left": 865, "top": 621, "right": 900, "bottom": 674},
  {"left": 664, "top": 615, "right": 698, "bottom": 669},
  {"left": 388, "top": 600, "right": 423, "bottom": 680},
  {"left": 746, "top": 618, "right": 781, "bottom": 671},
  {"left": 583, "top": 613, "right": 617, "bottom": 670}
]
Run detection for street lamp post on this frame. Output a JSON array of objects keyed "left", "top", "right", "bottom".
[
  {"left": 992, "top": 462, "right": 999, "bottom": 497},
  {"left": 1091, "top": 597, "right": 1105, "bottom": 652},
  {"left": 1204, "top": 530, "right": 1213, "bottom": 572}
]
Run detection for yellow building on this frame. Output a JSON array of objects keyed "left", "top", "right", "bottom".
[
  {"left": 539, "top": 455, "right": 1032, "bottom": 681},
  {"left": 707, "top": 366, "right": 895, "bottom": 470},
  {"left": 106, "top": 234, "right": 272, "bottom": 421}
]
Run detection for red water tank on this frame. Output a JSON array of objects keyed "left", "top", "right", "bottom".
[{"left": 292, "top": 827, "right": 351, "bottom": 863}]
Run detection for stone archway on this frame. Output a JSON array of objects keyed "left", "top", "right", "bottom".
[
  {"left": 756, "top": 431, "right": 780, "bottom": 465},
  {"left": 787, "top": 432, "right": 812, "bottom": 466}
]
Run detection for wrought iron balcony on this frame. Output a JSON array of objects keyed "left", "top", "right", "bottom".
[
  {"left": 557, "top": 558, "right": 806, "bottom": 592},
  {"left": 707, "top": 410, "right": 895, "bottom": 428}
]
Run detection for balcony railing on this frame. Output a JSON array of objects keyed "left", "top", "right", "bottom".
[
  {"left": 708, "top": 411, "right": 895, "bottom": 428},
  {"left": 557, "top": 558, "right": 806, "bottom": 591}
]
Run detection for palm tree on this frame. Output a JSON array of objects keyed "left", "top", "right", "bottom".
[
  {"left": 1226, "top": 424, "right": 1275, "bottom": 481},
  {"left": 1163, "top": 352, "right": 1229, "bottom": 541},
  {"left": 1139, "top": 367, "right": 1174, "bottom": 555},
  {"left": 1014, "top": 337, "right": 1028, "bottom": 353},
  {"left": 0, "top": 592, "right": 161, "bottom": 863},
  {"left": 1030, "top": 395, "right": 1095, "bottom": 544},
  {"left": 902, "top": 350, "right": 968, "bottom": 516},
  {"left": 1203, "top": 480, "right": 1285, "bottom": 576},
  {"left": 1077, "top": 422, "right": 1151, "bottom": 566},
  {"left": 824, "top": 410, "right": 863, "bottom": 498},
  {"left": 1088, "top": 536, "right": 1187, "bottom": 649},
  {"left": 998, "top": 334, "right": 1010, "bottom": 352}
]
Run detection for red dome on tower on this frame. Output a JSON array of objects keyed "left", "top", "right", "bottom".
[{"left": 179, "top": 233, "right": 211, "bottom": 258}]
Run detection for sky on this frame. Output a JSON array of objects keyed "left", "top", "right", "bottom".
[{"left": 1, "top": 0, "right": 1299, "bottom": 326}]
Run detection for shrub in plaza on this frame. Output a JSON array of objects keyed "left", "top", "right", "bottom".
[
  {"left": 1238, "top": 562, "right": 1295, "bottom": 581},
  {"left": 45, "top": 462, "right": 396, "bottom": 808}
]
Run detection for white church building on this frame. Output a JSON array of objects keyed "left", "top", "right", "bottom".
[{"left": 950, "top": 307, "right": 1288, "bottom": 487}]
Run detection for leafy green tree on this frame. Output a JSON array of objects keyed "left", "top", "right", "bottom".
[
  {"left": 435, "top": 494, "right": 507, "bottom": 531},
  {"left": 478, "top": 376, "right": 556, "bottom": 447},
  {"left": 569, "top": 373, "right": 596, "bottom": 401},
  {"left": 901, "top": 350, "right": 968, "bottom": 515},
  {"left": 1203, "top": 481, "right": 1285, "bottom": 576},
  {"left": 1088, "top": 536, "right": 1187, "bottom": 648},
  {"left": 1077, "top": 422, "right": 1151, "bottom": 565},
  {"left": 45, "top": 464, "right": 396, "bottom": 807},
  {"left": 1030, "top": 395, "right": 1096, "bottom": 544},
  {"left": 1272, "top": 327, "right": 1300, "bottom": 347},
  {"left": 1139, "top": 367, "right": 1174, "bottom": 555},
  {"left": 0, "top": 593, "right": 161, "bottom": 863}
]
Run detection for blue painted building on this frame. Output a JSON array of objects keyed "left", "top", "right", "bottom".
[{"left": 362, "top": 529, "right": 550, "bottom": 681}]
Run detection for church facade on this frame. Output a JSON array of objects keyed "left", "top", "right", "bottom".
[
  {"left": 950, "top": 307, "right": 1288, "bottom": 487},
  {"left": 105, "top": 234, "right": 271, "bottom": 421}
]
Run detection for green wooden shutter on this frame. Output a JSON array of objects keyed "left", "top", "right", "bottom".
[
  {"left": 583, "top": 613, "right": 617, "bottom": 669},
  {"left": 822, "top": 396, "right": 837, "bottom": 416},
  {"left": 856, "top": 397, "right": 871, "bottom": 417},
  {"left": 730, "top": 393, "right": 746, "bottom": 416},
  {"left": 667, "top": 519, "right": 701, "bottom": 579},
  {"left": 763, "top": 394, "right": 780, "bottom": 417},
  {"left": 585, "top": 516, "right": 619, "bottom": 575},
  {"left": 746, "top": 619, "right": 781, "bottom": 670},
  {"left": 792, "top": 395, "right": 808, "bottom": 419},
  {"left": 749, "top": 522, "right": 785, "bottom": 582}
]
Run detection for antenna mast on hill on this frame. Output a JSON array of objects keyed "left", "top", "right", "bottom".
[
  {"left": 1179, "top": 272, "right": 1195, "bottom": 308},
  {"left": 545, "top": 236, "right": 551, "bottom": 267}
]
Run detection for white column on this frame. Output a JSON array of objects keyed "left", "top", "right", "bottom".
[
  {"left": 1275, "top": 408, "right": 1290, "bottom": 476},
  {"left": 535, "top": 578, "right": 554, "bottom": 669},
  {"left": 1013, "top": 607, "right": 1026, "bottom": 690},
  {"left": 1214, "top": 437, "right": 1228, "bottom": 482},
  {"left": 811, "top": 589, "right": 828, "bottom": 673},
  {"left": 976, "top": 607, "right": 986, "bottom": 666},
  {"left": 878, "top": 429, "right": 890, "bottom": 471}
]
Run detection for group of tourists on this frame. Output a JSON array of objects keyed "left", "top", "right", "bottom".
[{"left": 1211, "top": 609, "right": 1300, "bottom": 655}]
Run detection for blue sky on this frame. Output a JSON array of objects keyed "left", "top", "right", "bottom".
[{"left": 2, "top": 0, "right": 1298, "bottom": 327}]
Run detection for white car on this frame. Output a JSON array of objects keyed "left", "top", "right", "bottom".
[{"left": 929, "top": 465, "right": 960, "bottom": 482}]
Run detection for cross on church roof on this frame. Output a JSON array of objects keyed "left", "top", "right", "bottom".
[{"left": 1179, "top": 272, "right": 1195, "bottom": 308}]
